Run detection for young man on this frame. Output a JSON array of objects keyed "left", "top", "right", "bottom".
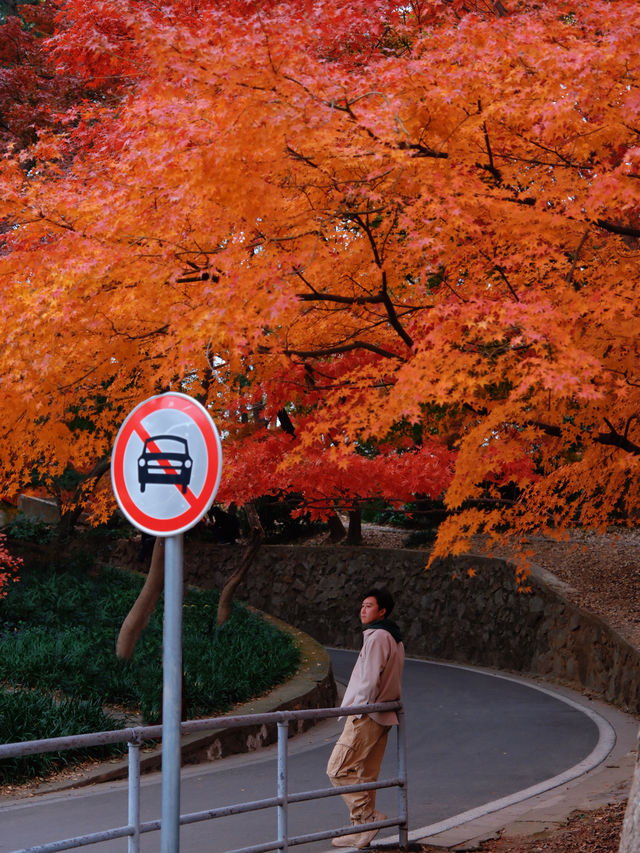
[{"left": 327, "top": 587, "right": 405, "bottom": 849}]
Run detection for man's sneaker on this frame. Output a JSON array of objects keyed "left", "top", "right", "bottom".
[
  {"left": 353, "top": 811, "right": 386, "bottom": 848},
  {"left": 331, "top": 835, "right": 357, "bottom": 848},
  {"left": 331, "top": 812, "right": 387, "bottom": 849}
]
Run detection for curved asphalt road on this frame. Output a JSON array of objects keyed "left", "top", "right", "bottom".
[
  {"left": 0, "top": 651, "right": 612, "bottom": 853},
  {"left": 332, "top": 650, "right": 612, "bottom": 846}
]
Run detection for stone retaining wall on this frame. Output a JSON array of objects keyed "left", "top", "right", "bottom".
[{"left": 109, "top": 540, "right": 640, "bottom": 715}]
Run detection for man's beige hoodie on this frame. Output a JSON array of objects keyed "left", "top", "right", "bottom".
[{"left": 341, "top": 626, "right": 405, "bottom": 726}]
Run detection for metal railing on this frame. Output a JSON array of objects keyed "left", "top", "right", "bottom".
[{"left": 0, "top": 701, "right": 408, "bottom": 853}]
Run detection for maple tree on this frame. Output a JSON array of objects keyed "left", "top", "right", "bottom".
[
  {"left": 0, "top": 0, "right": 118, "bottom": 154},
  {"left": 0, "top": 0, "right": 637, "bottom": 561}
]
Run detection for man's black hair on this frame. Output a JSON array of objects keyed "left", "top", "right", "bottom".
[{"left": 363, "top": 587, "right": 394, "bottom": 617}]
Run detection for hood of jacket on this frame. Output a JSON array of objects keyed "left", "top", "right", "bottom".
[{"left": 364, "top": 618, "right": 403, "bottom": 643}]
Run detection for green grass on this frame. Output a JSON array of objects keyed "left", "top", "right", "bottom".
[
  {"left": 0, "top": 556, "right": 300, "bottom": 782},
  {"left": 0, "top": 691, "right": 125, "bottom": 784}
]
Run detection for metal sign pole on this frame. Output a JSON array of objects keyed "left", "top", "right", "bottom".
[
  {"left": 111, "top": 395, "right": 222, "bottom": 853},
  {"left": 160, "top": 533, "right": 184, "bottom": 853}
]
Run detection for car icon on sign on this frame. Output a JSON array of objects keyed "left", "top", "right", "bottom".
[{"left": 138, "top": 435, "right": 193, "bottom": 494}]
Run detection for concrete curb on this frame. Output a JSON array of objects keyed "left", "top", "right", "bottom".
[{"left": 29, "top": 611, "right": 336, "bottom": 796}]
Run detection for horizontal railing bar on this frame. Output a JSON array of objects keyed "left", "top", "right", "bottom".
[
  {"left": 0, "top": 728, "right": 156, "bottom": 759},
  {"left": 0, "top": 702, "right": 400, "bottom": 759},
  {"left": 288, "top": 816, "right": 401, "bottom": 847},
  {"left": 136, "top": 818, "right": 162, "bottom": 835},
  {"left": 224, "top": 840, "right": 289, "bottom": 853},
  {"left": 180, "top": 702, "right": 400, "bottom": 735},
  {"left": 288, "top": 776, "right": 403, "bottom": 803},
  {"left": 220, "top": 815, "right": 402, "bottom": 853},
  {"left": 177, "top": 777, "right": 403, "bottom": 828},
  {"left": 180, "top": 795, "right": 280, "bottom": 824},
  {"left": 11, "top": 824, "right": 133, "bottom": 853},
  {"left": 7, "top": 789, "right": 405, "bottom": 853}
]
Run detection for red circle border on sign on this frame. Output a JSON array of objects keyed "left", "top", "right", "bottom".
[{"left": 111, "top": 393, "right": 222, "bottom": 536}]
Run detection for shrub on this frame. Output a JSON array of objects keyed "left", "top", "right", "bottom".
[
  {"left": 0, "top": 690, "right": 125, "bottom": 783},
  {"left": 4, "top": 515, "right": 55, "bottom": 544},
  {"left": 0, "top": 559, "right": 300, "bottom": 782}
]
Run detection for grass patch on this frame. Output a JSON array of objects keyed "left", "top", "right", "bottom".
[
  {"left": 0, "top": 691, "right": 125, "bottom": 784},
  {"left": 0, "top": 556, "right": 300, "bottom": 782}
]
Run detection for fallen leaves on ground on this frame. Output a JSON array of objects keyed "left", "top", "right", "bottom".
[
  {"left": 380, "top": 801, "right": 626, "bottom": 853},
  {"left": 472, "top": 800, "right": 627, "bottom": 852}
]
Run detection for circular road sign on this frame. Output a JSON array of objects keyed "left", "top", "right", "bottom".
[{"left": 111, "top": 392, "right": 223, "bottom": 537}]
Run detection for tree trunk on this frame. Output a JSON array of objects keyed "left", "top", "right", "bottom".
[
  {"left": 347, "top": 508, "right": 362, "bottom": 545},
  {"left": 327, "top": 511, "right": 347, "bottom": 542},
  {"left": 116, "top": 537, "right": 164, "bottom": 659},
  {"left": 57, "top": 459, "right": 111, "bottom": 542},
  {"left": 216, "top": 503, "right": 264, "bottom": 627}
]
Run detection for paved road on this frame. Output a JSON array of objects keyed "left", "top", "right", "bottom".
[{"left": 0, "top": 651, "right": 609, "bottom": 853}]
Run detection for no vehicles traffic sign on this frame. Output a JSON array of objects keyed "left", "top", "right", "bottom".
[{"left": 111, "top": 392, "right": 222, "bottom": 536}]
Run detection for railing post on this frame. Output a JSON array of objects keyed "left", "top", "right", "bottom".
[
  {"left": 397, "top": 707, "right": 409, "bottom": 849},
  {"left": 128, "top": 736, "right": 141, "bottom": 853},
  {"left": 277, "top": 720, "right": 289, "bottom": 853}
]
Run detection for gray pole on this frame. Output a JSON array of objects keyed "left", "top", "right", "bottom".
[
  {"left": 397, "top": 708, "right": 409, "bottom": 849},
  {"left": 277, "top": 721, "right": 289, "bottom": 853},
  {"left": 127, "top": 738, "right": 141, "bottom": 853},
  {"left": 161, "top": 534, "right": 184, "bottom": 853}
]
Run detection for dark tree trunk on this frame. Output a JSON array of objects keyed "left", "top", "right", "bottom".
[
  {"left": 347, "top": 509, "right": 362, "bottom": 545},
  {"left": 216, "top": 503, "right": 264, "bottom": 627},
  {"left": 116, "top": 538, "right": 164, "bottom": 659},
  {"left": 327, "top": 511, "right": 347, "bottom": 542}
]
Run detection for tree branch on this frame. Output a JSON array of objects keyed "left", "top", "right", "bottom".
[
  {"left": 531, "top": 419, "right": 640, "bottom": 455},
  {"left": 297, "top": 291, "right": 386, "bottom": 304},
  {"left": 398, "top": 140, "right": 448, "bottom": 159},
  {"left": 494, "top": 265, "right": 519, "bottom": 302},
  {"left": 176, "top": 270, "right": 219, "bottom": 283},
  {"left": 480, "top": 120, "right": 502, "bottom": 182},
  {"left": 596, "top": 219, "right": 640, "bottom": 239},
  {"left": 380, "top": 270, "right": 414, "bottom": 347},
  {"left": 600, "top": 418, "right": 640, "bottom": 454},
  {"left": 284, "top": 341, "right": 405, "bottom": 360},
  {"left": 566, "top": 227, "right": 590, "bottom": 285},
  {"left": 286, "top": 144, "right": 319, "bottom": 169}
]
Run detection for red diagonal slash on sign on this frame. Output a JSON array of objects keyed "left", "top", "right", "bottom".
[
  {"left": 133, "top": 424, "right": 198, "bottom": 508},
  {"left": 111, "top": 392, "right": 222, "bottom": 537}
]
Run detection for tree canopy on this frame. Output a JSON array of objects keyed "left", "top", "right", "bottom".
[{"left": 0, "top": 0, "right": 638, "bottom": 560}]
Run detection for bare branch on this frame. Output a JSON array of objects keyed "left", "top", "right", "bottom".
[
  {"left": 531, "top": 418, "right": 640, "bottom": 455},
  {"left": 481, "top": 120, "right": 502, "bottom": 182},
  {"left": 600, "top": 418, "right": 640, "bottom": 454},
  {"left": 297, "top": 291, "right": 386, "bottom": 305},
  {"left": 284, "top": 341, "right": 405, "bottom": 360},
  {"left": 286, "top": 145, "right": 319, "bottom": 170},
  {"left": 380, "top": 270, "right": 414, "bottom": 347},
  {"left": 397, "top": 140, "right": 448, "bottom": 159},
  {"left": 494, "top": 265, "right": 520, "bottom": 302},
  {"left": 566, "top": 227, "right": 591, "bottom": 284},
  {"left": 596, "top": 219, "right": 640, "bottom": 239}
]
